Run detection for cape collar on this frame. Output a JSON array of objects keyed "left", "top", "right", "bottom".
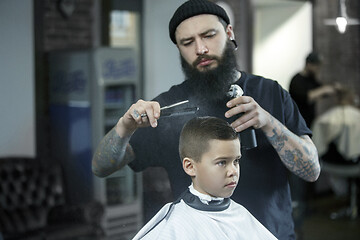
[
  {"left": 175, "top": 188, "right": 230, "bottom": 212},
  {"left": 188, "top": 183, "right": 224, "bottom": 204}
]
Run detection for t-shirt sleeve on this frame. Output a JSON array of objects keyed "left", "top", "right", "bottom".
[{"left": 128, "top": 125, "right": 160, "bottom": 172}]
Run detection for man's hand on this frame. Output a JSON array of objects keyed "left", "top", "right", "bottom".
[
  {"left": 115, "top": 99, "right": 161, "bottom": 137},
  {"left": 308, "top": 83, "right": 343, "bottom": 103},
  {"left": 225, "top": 96, "right": 271, "bottom": 132},
  {"left": 225, "top": 95, "right": 320, "bottom": 182}
]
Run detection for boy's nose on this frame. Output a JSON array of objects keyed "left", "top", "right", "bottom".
[{"left": 227, "top": 165, "right": 239, "bottom": 177}]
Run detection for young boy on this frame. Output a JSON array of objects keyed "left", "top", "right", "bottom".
[{"left": 133, "top": 116, "right": 277, "bottom": 239}]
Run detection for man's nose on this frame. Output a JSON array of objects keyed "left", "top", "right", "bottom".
[{"left": 195, "top": 39, "right": 208, "bottom": 55}]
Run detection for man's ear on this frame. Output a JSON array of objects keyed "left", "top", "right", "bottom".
[
  {"left": 226, "top": 24, "right": 235, "bottom": 40},
  {"left": 183, "top": 157, "right": 196, "bottom": 177}
]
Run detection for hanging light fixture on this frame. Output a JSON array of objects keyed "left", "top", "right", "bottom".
[{"left": 324, "top": 0, "right": 359, "bottom": 34}]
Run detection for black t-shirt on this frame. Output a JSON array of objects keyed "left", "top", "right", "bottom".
[
  {"left": 289, "top": 73, "right": 321, "bottom": 127},
  {"left": 129, "top": 71, "right": 311, "bottom": 240}
]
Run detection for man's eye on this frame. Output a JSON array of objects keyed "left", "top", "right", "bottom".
[
  {"left": 183, "top": 41, "right": 193, "bottom": 46},
  {"left": 204, "top": 32, "right": 216, "bottom": 39},
  {"left": 234, "top": 158, "right": 241, "bottom": 165}
]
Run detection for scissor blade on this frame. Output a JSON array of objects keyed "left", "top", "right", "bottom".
[{"left": 160, "top": 100, "right": 189, "bottom": 110}]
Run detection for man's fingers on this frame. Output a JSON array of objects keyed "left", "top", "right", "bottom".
[
  {"left": 132, "top": 109, "right": 141, "bottom": 119},
  {"left": 225, "top": 103, "right": 251, "bottom": 118},
  {"left": 226, "top": 96, "right": 252, "bottom": 108},
  {"left": 129, "top": 101, "right": 160, "bottom": 128},
  {"left": 143, "top": 106, "right": 159, "bottom": 128},
  {"left": 232, "top": 118, "right": 255, "bottom": 131}
]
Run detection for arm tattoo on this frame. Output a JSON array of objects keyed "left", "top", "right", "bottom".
[
  {"left": 92, "top": 127, "right": 135, "bottom": 177},
  {"left": 265, "top": 117, "right": 320, "bottom": 182}
]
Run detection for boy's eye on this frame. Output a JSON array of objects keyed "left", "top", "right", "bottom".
[
  {"left": 234, "top": 158, "right": 241, "bottom": 165},
  {"left": 217, "top": 161, "right": 226, "bottom": 166}
]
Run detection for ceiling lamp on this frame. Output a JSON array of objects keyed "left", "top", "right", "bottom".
[{"left": 324, "top": 0, "right": 360, "bottom": 34}]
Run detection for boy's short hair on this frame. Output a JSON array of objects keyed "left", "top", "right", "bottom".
[{"left": 179, "top": 116, "right": 239, "bottom": 162}]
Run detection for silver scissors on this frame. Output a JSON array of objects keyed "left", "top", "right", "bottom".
[{"left": 140, "top": 100, "right": 198, "bottom": 118}]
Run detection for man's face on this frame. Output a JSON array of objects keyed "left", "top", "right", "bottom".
[
  {"left": 192, "top": 139, "right": 241, "bottom": 198},
  {"left": 175, "top": 15, "right": 238, "bottom": 102},
  {"left": 175, "top": 14, "right": 233, "bottom": 71},
  {"left": 307, "top": 63, "right": 321, "bottom": 78}
]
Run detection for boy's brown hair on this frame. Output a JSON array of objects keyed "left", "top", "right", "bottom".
[{"left": 179, "top": 116, "right": 239, "bottom": 162}]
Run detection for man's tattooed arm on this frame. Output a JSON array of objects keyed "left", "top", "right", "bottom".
[
  {"left": 262, "top": 116, "right": 320, "bottom": 182},
  {"left": 92, "top": 127, "right": 135, "bottom": 177}
]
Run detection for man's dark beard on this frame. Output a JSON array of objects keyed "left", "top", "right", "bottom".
[{"left": 181, "top": 41, "right": 238, "bottom": 102}]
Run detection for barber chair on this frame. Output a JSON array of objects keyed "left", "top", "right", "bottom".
[
  {"left": 312, "top": 105, "right": 360, "bottom": 220},
  {"left": 320, "top": 143, "right": 360, "bottom": 220},
  {"left": 0, "top": 157, "right": 104, "bottom": 240}
]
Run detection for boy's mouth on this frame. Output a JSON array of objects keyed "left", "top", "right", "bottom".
[{"left": 225, "top": 181, "right": 237, "bottom": 188}]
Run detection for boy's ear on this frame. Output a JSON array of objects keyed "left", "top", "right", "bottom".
[{"left": 183, "top": 157, "right": 196, "bottom": 177}]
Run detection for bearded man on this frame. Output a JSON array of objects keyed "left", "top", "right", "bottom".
[{"left": 92, "top": 1, "right": 320, "bottom": 239}]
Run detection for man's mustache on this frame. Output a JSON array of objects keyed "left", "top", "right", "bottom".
[{"left": 192, "top": 55, "right": 221, "bottom": 68}]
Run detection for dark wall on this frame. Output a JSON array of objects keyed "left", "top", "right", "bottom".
[
  {"left": 35, "top": 0, "right": 95, "bottom": 161},
  {"left": 313, "top": 0, "right": 360, "bottom": 102},
  {"left": 42, "top": 0, "right": 94, "bottom": 51}
]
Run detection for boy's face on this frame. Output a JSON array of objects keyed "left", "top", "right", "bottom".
[{"left": 191, "top": 139, "right": 241, "bottom": 198}]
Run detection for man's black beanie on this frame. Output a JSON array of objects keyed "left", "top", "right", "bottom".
[{"left": 169, "top": 0, "right": 230, "bottom": 44}]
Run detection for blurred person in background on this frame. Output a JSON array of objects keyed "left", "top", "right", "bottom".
[
  {"left": 288, "top": 52, "right": 339, "bottom": 239},
  {"left": 289, "top": 52, "right": 339, "bottom": 128}
]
